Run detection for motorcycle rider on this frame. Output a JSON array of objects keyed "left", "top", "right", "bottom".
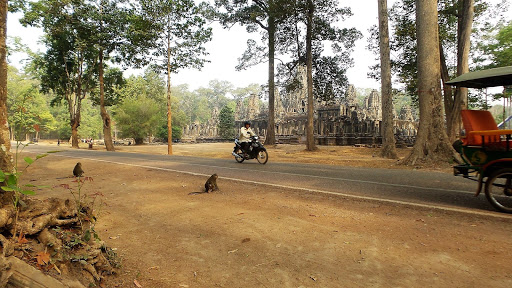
[{"left": 239, "top": 121, "right": 256, "bottom": 156}]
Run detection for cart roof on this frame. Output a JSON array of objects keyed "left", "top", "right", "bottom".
[{"left": 445, "top": 66, "right": 512, "bottom": 88}]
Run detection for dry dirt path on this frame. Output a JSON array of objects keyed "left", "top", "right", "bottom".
[{"left": 19, "top": 142, "right": 512, "bottom": 287}]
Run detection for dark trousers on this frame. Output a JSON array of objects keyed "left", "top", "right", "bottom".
[{"left": 241, "top": 142, "right": 251, "bottom": 153}]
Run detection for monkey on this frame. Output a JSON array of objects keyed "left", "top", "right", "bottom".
[
  {"left": 188, "top": 174, "right": 218, "bottom": 195},
  {"left": 73, "top": 162, "right": 84, "bottom": 177},
  {"left": 204, "top": 173, "right": 218, "bottom": 192}
]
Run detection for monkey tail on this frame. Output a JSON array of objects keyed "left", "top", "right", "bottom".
[{"left": 188, "top": 191, "right": 209, "bottom": 195}]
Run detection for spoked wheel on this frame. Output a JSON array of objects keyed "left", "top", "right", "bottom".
[
  {"left": 256, "top": 149, "right": 268, "bottom": 164},
  {"left": 485, "top": 168, "right": 512, "bottom": 213},
  {"left": 234, "top": 149, "right": 244, "bottom": 163}
]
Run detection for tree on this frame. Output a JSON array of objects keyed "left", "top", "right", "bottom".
[
  {"left": 445, "top": 0, "right": 474, "bottom": 142},
  {"left": 276, "top": 0, "right": 361, "bottom": 151},
  {"left": 214, "top": 0, "right": 296, "bottom": 146},
  {"left": 88, "top": 0, "right": 132, "bottom": 152},
  {"left": 174, "top": 84, "right": 211, "bottom": 125},
  {"left": 137, "top": 0, "right": 212, "bottom": 155},
  {"left": 305, "top": 0, "right": 315, "bottom": 151},
  {"left": 114, "top": 95, "right": 161, "bottom": 144},
  {"left": 7, "top": 66, "right": 56, "bottom": 141},
  {"left": 218, "top": 105, "right": 235, "bottom": 139},
  {"left": 0, "top": 0, "right": 11, "bottom": 172},
  {"left": 403, "top": 0, "right": 460, "bottom": 165},
  {"left": 195, "top": 80, "right": 233, "bottom": 111},
  {"left": 378, "top": 0, "right": 398, "bottom": 159},
  {"left": 478, "top": 20, "right": 512, "bottom": 67},
  {"left": 368, "top": 0, "right": 497, "bottom": 141},
  {"left": 21, "top": 0, "right": 98, "bottom": 148}
]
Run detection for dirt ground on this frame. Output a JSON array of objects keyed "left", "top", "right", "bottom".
[{"left": 21, "top": 141, "right": 512, "bottom": 287}]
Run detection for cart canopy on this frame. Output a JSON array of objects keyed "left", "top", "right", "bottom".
[{"left": 446, "top": 66, "right": 512, "bottom": 88}]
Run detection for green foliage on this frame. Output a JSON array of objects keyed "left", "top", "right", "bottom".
[
  {"left": 157, "top": 125, "right": 183, "bottom": 141},
  {"left": 195, "top": 80, "right": 233, "bottom": 110},
  {"left": 79, "top": 98, "right": 103, "bottom": 139},
  {"left": 7, "top": 66, "right": 56, "bottom": 140},
  {"left": 114, "top": 95, "right": 161, "bottom": 144},
  {"left": 477, "top": 20, "right": 512, "bottom": 68},
  {"left": 136, "top": 0, "right": 213, "bottom": 73},
  {"left": 218, "top": 105, "right": 235, "bottom": 139},
  {"left": 89, "top": 67, "right": 126, "bottom": 107},
  {"left": 367, "top": 0, "right": 507, "bottom": 95},
  {"left": 173, "top": 84, "right": 210, "bottom": 124}
]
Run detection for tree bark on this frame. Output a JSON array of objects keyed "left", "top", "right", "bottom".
[
  {"left": 0, "top": 0, "right": 11, "bottom": 172},
  {"left": 305, "top": 0, "right": 316, "bottom": 151},
  {"left": 71, "top": 120, "right": 79, "bottom": 148},
  {"left": 440, "top": 42, "right": 455, "bottom": 139},
  {"left": 404, "top": 0, "right": 460, "bottom": 165},
  {"left": 99, "top": 50, "right": 115, "bottom": 151},
  {"left": 264, "top": 11, "right": 276, "bottom": 146},
  {"left": 443, "top": 0, "right": 473, "bottom": 142},
  {"left": 166, "top": 32, "right": 173, "bottom": 155},
  {"left": 378, "top": 0, "right": 397, "bottom": 159}
]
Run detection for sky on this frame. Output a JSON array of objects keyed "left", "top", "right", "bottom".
[
  {"left": 6, "top": 1, "right": 389, "bottom": 91},
  {"left": 6, "top": 0, "right": 509, "bottom": 93}
]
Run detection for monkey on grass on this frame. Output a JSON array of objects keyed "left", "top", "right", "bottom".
[
  {"left": 73, "top": 162, "right": 84, "bottom": 177},
  {"left": 188, "top": 174, "right": 218, "bottom": 195}
]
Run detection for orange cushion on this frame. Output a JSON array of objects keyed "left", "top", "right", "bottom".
[{"left": 461, "top": 110, "right": 499, "bottom": 145}]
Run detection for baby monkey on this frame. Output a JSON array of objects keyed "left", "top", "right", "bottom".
[{"left": 73, "top": 162, "right": 84, "bottom": 177}]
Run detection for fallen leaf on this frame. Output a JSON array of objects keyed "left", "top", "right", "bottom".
[
  {"left": 36, "top": 251, "right": 51, "bottom": 266},
  {"left": 134, "top": 279, "right": 142, "bottom": 288},
  {"left": 17, "top": 232, "right": 29, "bottom": 244},
  {"left": 241, "top": 238, "right": 251, "bottom": 243}
]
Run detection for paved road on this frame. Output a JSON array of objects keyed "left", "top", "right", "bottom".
[{"left": 24, "top": 144, "right": 509, "bottom": 217}]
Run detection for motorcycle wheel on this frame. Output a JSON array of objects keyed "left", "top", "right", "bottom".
[
  {"left": 234, "top": 149, "right": 244, "bottom": 163},
  {"left": 256, "top": 149, "right": 268, "bottom": 164}
]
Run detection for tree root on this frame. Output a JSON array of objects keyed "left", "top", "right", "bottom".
[{"left": 0, "top": 197, "right": 119, "bottom": 287}]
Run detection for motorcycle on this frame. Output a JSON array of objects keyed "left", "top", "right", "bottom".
[{"left": 232, "top": 136, "right": 268, "bottom": 164}]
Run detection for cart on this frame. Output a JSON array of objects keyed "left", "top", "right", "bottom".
[{"left": 447, "top": 66, "right": 512, "bottom": 213}]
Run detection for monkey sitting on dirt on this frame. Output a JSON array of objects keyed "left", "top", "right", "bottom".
[
  {"left": 189, "top": 174, "right": 218, "bottom": 195},
  {"left": 73, "top": 162, "right": 84, "bottom": 177}
]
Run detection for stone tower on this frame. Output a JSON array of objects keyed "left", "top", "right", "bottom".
[{"left": 247, "top": 94, "right": 260, "bottom": 120}]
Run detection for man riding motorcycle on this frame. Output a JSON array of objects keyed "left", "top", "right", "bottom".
[{"left": 239, "top": 121, "right": 256, "bottom": 156}]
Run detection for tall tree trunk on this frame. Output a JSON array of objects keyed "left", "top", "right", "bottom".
[
  {"left": 378, "top": 0, "right": 397, "bottom": 159},
  {"left": 265, "top": 12, "right": 276, "bottom": 146},
  {"left": 0, "top": 0, "right": 11, "bottom": 172},
  {"left": 440, "top": 42, "right": 455, "bottom": 140},
  {"left": 71, "top": 119, "right": 79, "bottom": 148},
  {"left": 404, "top": 0, "right": 460, "bottom": 165},
  {"left": 305, "top": 0, "right": 316, "bottom": 151},
  {"left": 166, "top": 34, "right": 173, "bottom": 155},
  {"left": 445, "top": 0, "right": 474, "bottom": 141},
  {"left": 99, "top": 50, "right": 115, "bottom": 151}
]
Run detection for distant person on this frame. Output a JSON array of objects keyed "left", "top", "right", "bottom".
[{"left": 57, "top": 139, "right": 60, "bottom": 146}]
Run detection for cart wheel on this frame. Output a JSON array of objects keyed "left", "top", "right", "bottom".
[{"left": 484, "top": 168, "right": 512, "bottom": 213}]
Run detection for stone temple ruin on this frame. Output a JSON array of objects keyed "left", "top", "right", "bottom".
[{"left": 183, "top": 67, "right": 418, "bottom": 146}]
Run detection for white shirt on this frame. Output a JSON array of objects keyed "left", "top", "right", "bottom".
[{"left": 240, "top": 126, "right": 256, "bottom": 142}]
